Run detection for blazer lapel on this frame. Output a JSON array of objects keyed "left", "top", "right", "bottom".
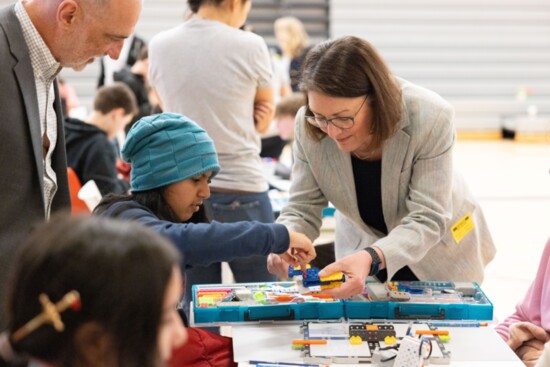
[
  {"left": 382, "top": 110, "right": 411, "bottom": 227},
  {"left": 325, "top": 138, "right": 360, "bottom": 215},
  {"left": 4, "top": 6, "right": 45, "bottom": 193}
]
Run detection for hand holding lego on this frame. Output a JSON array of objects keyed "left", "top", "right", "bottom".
[
  {"left": 317, "top": 250, "right": 371, "bottom": 299},
  {"left": 508, "top": 321, "right": 550, "bottom": 366}
]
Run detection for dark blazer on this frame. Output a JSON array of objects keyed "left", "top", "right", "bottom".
[{"left": 0, "top": 5, "right": 71, "bottom": 328}]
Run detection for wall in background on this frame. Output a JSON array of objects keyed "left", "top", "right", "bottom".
[{"left": 331, "top": 0, "right": 550, "bottom": 130}]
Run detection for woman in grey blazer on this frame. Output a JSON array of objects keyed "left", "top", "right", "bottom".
[{"left": 274, "top": 36, "right": 496, "bottom": 298}]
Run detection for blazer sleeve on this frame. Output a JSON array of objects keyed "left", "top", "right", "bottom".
[
  {"left": 375, "top": 103, "right": 456, "bottom": 279},
  {"left": 276, "top": 108, "right": 327, "bottom": 241},
  {"left": 494, "top": 238, "right": 550, "bottom": 341}
]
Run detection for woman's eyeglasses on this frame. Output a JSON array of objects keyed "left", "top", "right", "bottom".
[{"left": 305, "top": 96, "right": 368, "bottom": 130}]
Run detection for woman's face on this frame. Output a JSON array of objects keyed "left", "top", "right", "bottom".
[
  {"left": 157, "top": 267, "right": 187, "bottom": 361},
  {"left": 307, "top": 91, "right": 374, "bottom": 156},
  {"left": 163, "top": 172, "right": 212, "bottom": 222}
]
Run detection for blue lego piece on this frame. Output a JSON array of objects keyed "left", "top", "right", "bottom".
[
  {"left": 288, "top": 265, "right": 307, "bottom": 278},
  {"left": 302, "top": 267, "right": 322, "bottom": 288},
  {"left": 288, "top": 265, "right": 319, "bottom": 282},
  {"left": 288, "top": 265, "right": 344, "bottom": 289}
]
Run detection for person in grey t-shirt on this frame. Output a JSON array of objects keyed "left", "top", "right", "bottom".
[{"left": 149, "top": 0, "right": 278, "bottom": 321}]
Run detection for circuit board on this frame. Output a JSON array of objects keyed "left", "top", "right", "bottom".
[{"left": 300, "top": 321, "right": 451, "bottom": 365}]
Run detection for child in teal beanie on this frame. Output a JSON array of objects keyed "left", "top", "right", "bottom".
[{"left": 94, "top": 113, "right": 315, "bottom": 320}]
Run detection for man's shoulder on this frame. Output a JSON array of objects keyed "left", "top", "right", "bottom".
[
  {"left": 0, "top": 4, "right": 26, "bottom": 64},
  {"left": 0, "top": 4, "right": 13, "bottom": 20},
  {"left": 0, "top": 4, "right": 17, "bottom": 36},
  {"left": 0, "top": 6, "right": 11, "bottom": 41}
]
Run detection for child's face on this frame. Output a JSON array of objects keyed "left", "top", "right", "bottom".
[
  {"left": 157, "top": 267, "right": 187, "bottom": 361},
  {"left": 163, "top": 172, "right": 212, "bottom": 222}
]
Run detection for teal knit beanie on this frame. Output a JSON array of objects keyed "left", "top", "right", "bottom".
[{"left": 122, "top": 113, "right": 220, "bottom": 192}]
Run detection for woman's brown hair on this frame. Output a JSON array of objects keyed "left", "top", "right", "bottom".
[{"left": 300, "top": 36, "right": 403, "bottom": 150}]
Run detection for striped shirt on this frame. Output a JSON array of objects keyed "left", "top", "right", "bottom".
[{"left": 14, "top": 1, "right": 62, "bottom": 219}]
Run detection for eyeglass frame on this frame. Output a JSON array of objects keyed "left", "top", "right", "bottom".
[{"left": 304, "top": 95, "right": 369, "bottom": 130}]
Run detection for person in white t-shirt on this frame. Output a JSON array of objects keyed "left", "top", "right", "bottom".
[{"left": 148, "top": 0, "right": 277, "bottom": 321}]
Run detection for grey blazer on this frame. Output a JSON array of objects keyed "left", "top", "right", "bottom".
[
  {"left": 0, "top": 5, "right": 70, "bottom": 327},
  {"left": 278, "top": 79, "right": 496, "bottom": 283}
]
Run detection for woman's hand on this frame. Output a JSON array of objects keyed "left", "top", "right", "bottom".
[{"left": 317, "top": 250, "right": 371, "bottom": 299}]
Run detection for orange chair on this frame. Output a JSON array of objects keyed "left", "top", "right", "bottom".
[{"left": 67, "top": 167, "right": 90, "bottom": 214}]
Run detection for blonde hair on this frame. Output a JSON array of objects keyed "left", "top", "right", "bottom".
[{"left": 274, "top": 16, "right": 309, "bottom": 59}]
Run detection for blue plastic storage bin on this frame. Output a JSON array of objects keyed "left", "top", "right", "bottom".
[
  {"left": 192, "top": 282, "right": 344, "bottom": 325},
  {"left": 344, "top": 281, "right": 493, "bottom": 321}
]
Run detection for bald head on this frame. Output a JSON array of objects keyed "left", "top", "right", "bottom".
[{"left": 23, "top": 0, "right": 142, "bottom": 70}]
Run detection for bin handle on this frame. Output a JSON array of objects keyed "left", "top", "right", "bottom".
[
  {"left": 244, "top": 309, "right": 295, "bottom": 321},
  {"left": 394, "top": 308, "right": 446, "bottom": 320}
]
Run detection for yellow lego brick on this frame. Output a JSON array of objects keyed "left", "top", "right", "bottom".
[
  {"left": 320, "top": 271, "right": 344, "bottom": 282},
  {"left": 320, "top": 281, "right": 343, "bottom": 290}
]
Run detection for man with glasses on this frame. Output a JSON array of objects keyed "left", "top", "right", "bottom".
[{"left": 271, "top": 36, "right": 496, "bottom": 298}]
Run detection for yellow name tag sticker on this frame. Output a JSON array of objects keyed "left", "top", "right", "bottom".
[{"left": 451, "top": 212, "right": 474, "bottom": 244}]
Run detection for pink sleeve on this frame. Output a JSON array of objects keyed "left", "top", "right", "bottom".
[{"left": 495, "top": 238, "right": 550, "bottom": 341}]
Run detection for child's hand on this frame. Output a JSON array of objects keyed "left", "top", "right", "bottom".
[
  {"left": 287, "top": 230, "right": 316, "bottom": 270},
  {"left": 516, "top": 339, "right": 546, "bottom": 367},
  {"left": 508, "top": 321, "right": 550, "bottom": 366},
  {"left": 267, "top": 253, "right": 289, "bottom": 280},
  {"left": 508, "top": 322, "right": 550, "bottom": 350}
]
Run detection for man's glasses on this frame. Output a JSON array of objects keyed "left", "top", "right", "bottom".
[{"left": 305, "top": 96, "right": 368, "bottom": 130}]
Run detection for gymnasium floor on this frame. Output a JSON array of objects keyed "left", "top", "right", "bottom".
[{"left": 454, "top": 139, "right": 550, "bottom": 322}]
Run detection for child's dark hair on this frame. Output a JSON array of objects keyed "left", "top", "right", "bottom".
[
  {"left": 94, "top": 189, "right": 209, "bottom": 224},
  {"left": 6, "top": 215, "right": 180, "bottom": 367},
  {"left": 187, "top": 0, "right": 248, "bottom": 13},
  {"left": 94, "top": 82, "right": 139, "bottom": 117}
]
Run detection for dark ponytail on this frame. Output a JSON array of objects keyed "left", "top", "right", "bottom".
[{"left": 187, "top": 0, "right": 226, "bottom": 13}]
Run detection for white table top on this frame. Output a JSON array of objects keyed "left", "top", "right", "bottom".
[{"left": 231, "top": 322, "right": 524, "bottom": 366}]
